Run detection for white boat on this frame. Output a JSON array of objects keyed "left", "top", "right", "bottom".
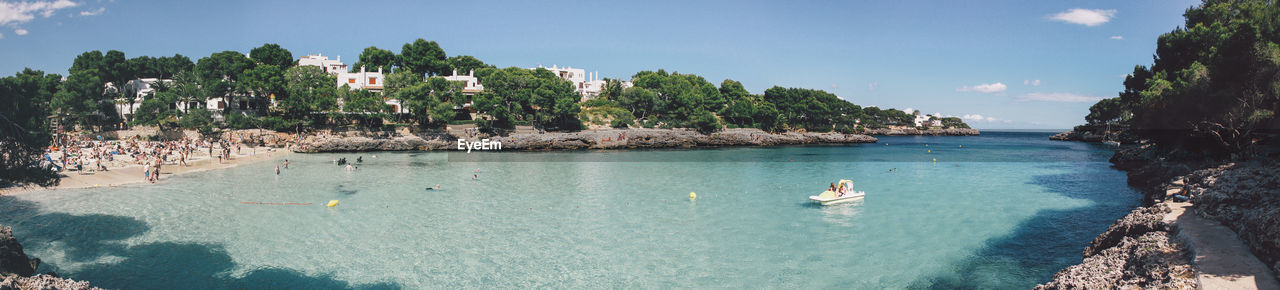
[
  {"left": 809, "top": 191, "right": 866, "bottom": 205},
  {"left": 1102, "top": 140, "right": 1121, "bottom": 146},
  {"left": 809, "top": 179, "right": 865, "bottom": 205}
]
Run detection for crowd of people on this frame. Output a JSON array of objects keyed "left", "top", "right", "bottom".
[{"left": 44, "top": 133, "right": 270, "bottom": 184}]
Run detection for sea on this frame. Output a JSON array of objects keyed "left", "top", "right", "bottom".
[{"left": 0, "top": 131, "right": 1140, "bottom": 288}]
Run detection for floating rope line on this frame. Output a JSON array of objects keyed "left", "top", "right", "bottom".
[{"left": 240, "top": 202, "right": 313, "bottom": 205}]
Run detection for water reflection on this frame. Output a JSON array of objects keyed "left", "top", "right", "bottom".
[{"left": 819, "top": 199, "right": 865, "bottom": 227}]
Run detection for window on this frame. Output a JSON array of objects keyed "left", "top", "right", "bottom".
[
  {"left": 348, "top": 78, "right": 356, "bottom": 84},
  {"left": 369, "top": 77, "right": 377, "bottom": 85}
]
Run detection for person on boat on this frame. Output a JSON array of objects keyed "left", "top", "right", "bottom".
[
  {"left": 828, "top": 183, "right": 837, "bottom": 193},
  {"left": 836, "top": 182, "right": 846, "bottom": 197}
]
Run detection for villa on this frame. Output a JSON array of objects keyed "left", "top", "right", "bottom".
[
  {"left": 529, "top": 64, "right": 608, "bottom": 100},
  {"left": 109, "top": 78, "right": 226, "bottom": 122},
  {"left": 297, "top": 54, "right": 405, "bottom": 114}
]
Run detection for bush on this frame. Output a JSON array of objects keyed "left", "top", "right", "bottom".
[
  {"left": 691, "top": 111, "right": 721, "bottom": 134},
  {"left": 580, "top": 99, "right": 620, "bottom": 108}
]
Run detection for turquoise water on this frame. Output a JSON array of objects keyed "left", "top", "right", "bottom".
[{"left": 0, "top": 132, "right": 1139, "bottom": 288}]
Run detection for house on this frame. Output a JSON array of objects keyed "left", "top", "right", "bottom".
[
  {"left": 297, "top": 54, "right": 349, "bottom": 74},
  {"left": 336, "top": 65, "right": 385, "bottom": 92},
  {"left": 438, "top": 69, "right": 485, "bottom": 116},
  {"left": 529, "top": 64, "right": 606, "bottom": 100}
]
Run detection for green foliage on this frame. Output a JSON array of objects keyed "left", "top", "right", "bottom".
[
  {"left": 447, "top": 55, "right": 490, "bottom": 74},
  {"left": 249, "top": 43, "right": 294, "bottom": 68},
  {"left": 179, "top": 108, "right": 216, "bottom": 134},
  {"left": 195, "top": 51, "right": 256, "bottom": 106},
  {"left": 579, "top": 106, "right": 635, "bottom": 128},
  {"left": 472, "top": 67, "right": 582, "bottom": 130},
  {"left": 690, "top": 110, "right": 721, "bottom": 133},
  {"left": 398, "top": 38, "right": 449, "bottom": 76},
  {"left": 580, "top": 99, "right": 620, "bottom": 108},
  {"left": 398, "top": 77, "right": 463, "bottom": 127},
  {"left": 1089, "top": 0, "right": 1280, "bottom": 153},
  {"left": 352, "top": 46, "right": 396, "bottom": 73},
  {"left": 0, "top": 69, "right": 61, "bottom": 186},
  {"left": 1085, "top": 97, "right": 1128, "bottom": 125},
  {"left": 282, "top": 65, "right": 337, "bottom": 117},
  {"left": 239, "top": 64, "right": 286, "bottom": 102}
]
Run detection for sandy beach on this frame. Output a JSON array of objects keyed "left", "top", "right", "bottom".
[{"left": 0, "top": 146, "right": 287, "bottom": 196}]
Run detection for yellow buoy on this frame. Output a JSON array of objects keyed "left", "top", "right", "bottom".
[
  {"left": 959, "top": 145, "right": 963, "bottom": 148},
  {"left": 932, "top": 158, "right": 937, "bottom": 162},
  {"left": 689, "top": 192, "right": 697, "bottom": 199},
  {"left": 884, "top": 143, "right": 888, "bottom": 146},
  {"left": 927, "top": 150, "right": 931, "bottom": 153},
  {"left": 326, "top": 200, "right": 339, "bottom": 207},
  {"left": 925, "top": 144, "right": 929, "bottom": 147}
]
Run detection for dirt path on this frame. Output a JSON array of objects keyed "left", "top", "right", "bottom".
[{"left": 1164, "top": 202, "right": 1280, "bottom": 290}]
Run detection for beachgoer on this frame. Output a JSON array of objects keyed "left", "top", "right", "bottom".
[
  {"left": 345, "top": 164, "right": 353, "bottom": 171},
  {"left": 357, "top": 156, "right": 363, "bottom": 163},
  {"left": 473, "top": 174, "right": 478, "bottom": 180},
  {"left": 275, "top": 165, "right": 280, "bottom": 175},
  {"left": 828, "top": 183, "right": 836, "bottom": 192},
  {"left": 283, "top": 159, "right": 289, "bottom": 168}
]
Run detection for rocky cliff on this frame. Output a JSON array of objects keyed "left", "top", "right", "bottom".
[
  {"left": 1036, "top": 204, "right": 1196, "bottom": 289},
  {"left": 293, "top": 128, "right": 878, "bottom": 152},
  {"left": 0, "top": 225, "right": 97, "bottom": 290}
]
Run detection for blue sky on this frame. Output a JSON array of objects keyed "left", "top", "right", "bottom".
[{"left": 1, "top": 0, "right": 1198, "bottom": 129}]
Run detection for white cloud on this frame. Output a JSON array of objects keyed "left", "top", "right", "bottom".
[
  {"left": 1023, "top": 79, "right": 1042, "bottom": 86},
  {"left": 867, "top": 82, "right": 878, "bottom": 90},
  {"left": 1016, "top": 92, "right": 1104, "bottom": 103},
  {"left": 1049, "top": 8, "right": 1116, "bottom": 26},
  {"left": 962, "top": 114, "right": 1001, "bottom": 122},
  {"left": 1110, "top": 35, "right": 1123, "bottom": 40},
  {"left": 957, "top": 82, "right": 1007, "bottom": 93},
  {"left": 0, "top": 0, "right": 79, "bottom": 26},
  {"left": 14, "top": 28, "right": 26, "bottom": 35},
  {"left": 79, "top": 7, "right": 103, "bottom": 16}
]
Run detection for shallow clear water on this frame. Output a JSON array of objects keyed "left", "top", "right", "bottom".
[{"left": 1, "top": 132, "right": 1139, "bottom": 288}]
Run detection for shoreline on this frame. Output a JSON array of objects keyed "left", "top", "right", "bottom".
[
  {"left": 1037, "top": 145, "right": 1280, "bottom": 288},
  {"left": 291, "top": 127, "right": 977, "bottom": 153},
  {"left": 0, "top": 146, "right": 286, "bottom": 196}
]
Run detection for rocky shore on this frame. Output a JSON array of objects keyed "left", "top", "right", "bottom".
[
  {"left": 293, "top": 128, "right": 878, "bottom": 152},
  {"left": 1038, "top": 144, "right": 1280, "bottom": 288},
  {"left": 1, "top": 225, "right": 97, "bottom": 290},
  {"left": 1049, "top": 124, "right": 1137, "bottom": 143},
  {"left": 861, "top": 127, "right": 979, "bottom": 136}
]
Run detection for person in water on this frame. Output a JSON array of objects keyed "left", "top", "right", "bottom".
[
  {"left": 357, "top": 156, "right": 363, "bottom": 163},
  {"left": 426, "top": 184, "right": 441, "bottom": 190}
]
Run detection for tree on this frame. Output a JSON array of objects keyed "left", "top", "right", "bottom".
[
  {"left": 447, "top": 55, "right": 489, "bottom": 75},
  {"left": 51, "top": 69, "right": 105, "bottom": 128},
  {"left": 0, "top": 69, "right": 62, "bottom": 187},
  {"left": 195, "top": 51, "right": 255, "bottom": 110},
  {"left": 249, "top": 43, "right": 294, "bottom": 68},
  {"left": 1085, "top": 97, "right": 1127, "bottom": 125},
  {"left": 351, "top": 46, "right": 396, "bottom": 73},
  {"left": 397, "top": 38, "right": 448, "bottom": 76},
  {"left": 239, "top": 64, "right": 287, "bottom": 105},
  {"left": 158, "top": 54, "right": 194, "bottom": 79},
  {"left": 398, "top": 77, "right": 463, "bottom": 127},
  {"left": 282, "top": 66, "right": 337, "bottom": 118}
]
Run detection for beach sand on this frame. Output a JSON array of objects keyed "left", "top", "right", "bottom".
[{"left": 1, "top": 146, "right": 287, "bottom": 196}]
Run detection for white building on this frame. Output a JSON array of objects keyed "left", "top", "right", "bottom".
[
  {"left": 441, "top": 69, "right": 485, "bottom": 95},
  {"left": 530, "top": 64, "right": 606, "bottom": 100},
  {"left": 297, "top": 54, "right": 349, "bottom": 74},
  {"left": 336, "top": 65, "right": 385, "bottom": 92},
  {"left": 908, "top": 110, "right": 945, "bottom": 127}
]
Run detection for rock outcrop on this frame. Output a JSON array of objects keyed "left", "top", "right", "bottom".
[
  {"left": 294, "top": 128, "right": 878, "bottom": 152},
  {"left": 1049, "top": 124, "right": 1137, "bottom": 143},
  {"left": 861, "top": 127, "right": 979, "bottom": 136},
  {"left": 1037, "top": 205, "right": 1196, "bottom": 289},
  {"left": 0, "top": 226, "right": 36, "bottom": 277},
  {"left": 0, "top": 225, "right": 97, "bottom": 289}
]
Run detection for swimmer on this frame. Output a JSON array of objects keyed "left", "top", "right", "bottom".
[
  {"left": 345, "top": 164, "right": 353, "bottom": 171},
  {"left": 275, "top": 165, "right": 280, "bottom": 175},
  {"left": 426, "top": 184, "right": 441, "bottom": 190},
  {"left": 473, "top": 174, "right": 478, "bottom": 180}
]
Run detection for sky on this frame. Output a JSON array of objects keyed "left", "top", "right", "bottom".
[{"left": 0, "top": 0, "right": 1200, "bottom": 129}]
